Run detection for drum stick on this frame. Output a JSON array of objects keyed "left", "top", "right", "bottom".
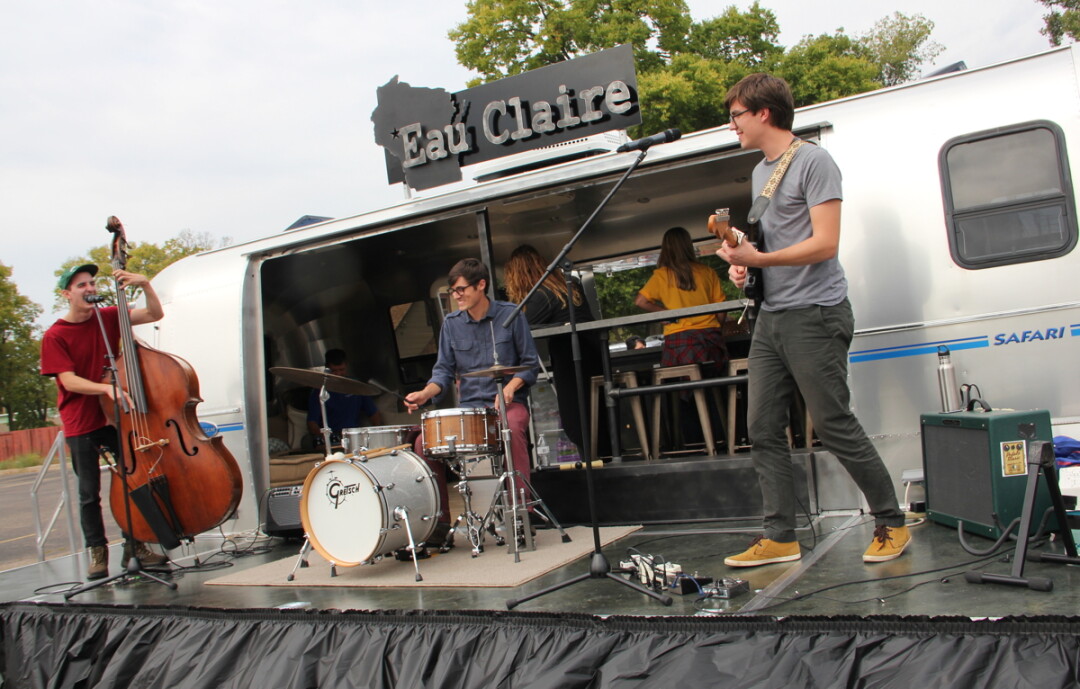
[
  {"left": 558, "top": 460, "right": 604, "bottom": 470},
  {"left": 367, "top": 378, "right": 409, "bottom": 402}
]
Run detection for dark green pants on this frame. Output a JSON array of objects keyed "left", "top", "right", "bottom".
[{"left": 748, "top": 299, "right": 903, "bottom": 542}]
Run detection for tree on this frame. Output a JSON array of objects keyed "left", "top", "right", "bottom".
[
  {"left": 450, "top": 2, "right": 939, "bottom": 137},
  {"left": 636, "top": 54, "right": 745, "bottom": 136},
  {"left": 685, "top": 4, "right": 783, "bottom": 67},
  {"left": 449, "top": 0, "right": 693, "bottom": 84},
  {"left": 1039, "top": 0, "right": 1080, "bottom": 45},
  {"left": 0, "top": 264, "right": 52, "bottom": 430},
  {"left": 858, "top": 12, "right": 944, "bottom": 86},
  {"left": 53, "top": 229, "right": 228, "bottom": 310},
  {"left": 635, "top": 3, "right": 782, "bottom": 134},
  {"left": 774, "top": 32, "right": 880, "bottom": 107}
]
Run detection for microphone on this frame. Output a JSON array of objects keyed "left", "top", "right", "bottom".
[
  {"left": 85, "top": 294, "right": 108, "bottom": 304},
  {"left": 616, "top": 128, "right": 681, "bottom": 153}
]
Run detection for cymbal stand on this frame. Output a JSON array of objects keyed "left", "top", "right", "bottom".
[
  {"left": 286, "top": 538, "right": 312, "bottom": 581},
  {"left": 479, "top": 371, "right": 570, "bottom": 562},
  {"left": 394, "top": 505, "right": 425, "bottom": 582},
  {"left": 287, "top": 414, "right": 338, "bottom": 582},
  {"left": 316, "top": 383, "right": 334, "bottom": 451},
  {"left": 477, "top": 454, "right": 570, "bottom": 552}
]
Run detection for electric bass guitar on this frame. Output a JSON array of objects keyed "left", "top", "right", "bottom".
[{"left": 708, "top": 209, "right": 763, "bottom": 322}]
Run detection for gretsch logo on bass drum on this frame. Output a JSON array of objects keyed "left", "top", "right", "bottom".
[{"left": 323, "top": 471, "right": 363, "bottom": 509}]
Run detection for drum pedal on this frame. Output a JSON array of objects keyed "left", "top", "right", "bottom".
[{"left": 395, "top": 546, "right": 430, "bottom": 561}]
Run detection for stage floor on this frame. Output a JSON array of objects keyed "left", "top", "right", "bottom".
[{"left": 5, "top": 506, "right": 1079, "bottom": 619}]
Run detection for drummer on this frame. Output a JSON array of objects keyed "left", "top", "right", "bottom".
[
  {"left": 306, "top": 348, "right": 384, "bottom": 447},
  {"left": 405, "top": 258, "right": 540, "bottom": 512}
]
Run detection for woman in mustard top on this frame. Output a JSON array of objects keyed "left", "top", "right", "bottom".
[{"left": 635, "top": 226, "right": 729, "bottom": 370}]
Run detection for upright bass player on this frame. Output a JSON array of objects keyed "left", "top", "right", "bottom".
[{"left": 40, "top": 257, "right": 169, "bottom": 580}]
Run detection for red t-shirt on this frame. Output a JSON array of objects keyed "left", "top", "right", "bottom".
[{"left": 40, "top": 307, "right": 122, "bottom": 437}]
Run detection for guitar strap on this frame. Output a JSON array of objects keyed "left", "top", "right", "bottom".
[
  {"left": 738, "top": 138, "right": 806, "bottom": 325},
  {"left": 747, "top": 137, "right": 806, "bottom": 228}
]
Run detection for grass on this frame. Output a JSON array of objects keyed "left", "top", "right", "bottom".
[{"left": 1, "top": 453, "right": 45, "bottom": 469}]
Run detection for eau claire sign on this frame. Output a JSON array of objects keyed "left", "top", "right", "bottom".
[{"left": 372, "top": 45, "right": 641, "bottom": 191}]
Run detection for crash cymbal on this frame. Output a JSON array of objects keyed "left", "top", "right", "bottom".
[
  {"left": 269, "top": 367, "right": 381, "bottom": 396},
  {"left": 460, "top": 364, "right": 532, "bottom": 379}
]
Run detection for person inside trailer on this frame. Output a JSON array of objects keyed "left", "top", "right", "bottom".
[{"left": 305, "top": 348, "right": 384, "bottom": 448}]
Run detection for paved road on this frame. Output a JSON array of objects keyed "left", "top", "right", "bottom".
[{"left": 0, "top": 466, "right": 122, "bottom": 572}]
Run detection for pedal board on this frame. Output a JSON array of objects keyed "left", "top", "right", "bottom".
[{"left": 672, "top": 576, "right": 714, "bottom": 595}]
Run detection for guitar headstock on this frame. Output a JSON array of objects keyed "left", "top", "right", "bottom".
[
  {"left": 708, "top": 208, "right": 742, "bottom": 247},
  {"left": 105, "top": 216, "right": 128, "bottom": 271}
]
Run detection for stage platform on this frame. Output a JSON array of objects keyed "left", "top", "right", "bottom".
[{"left": 3, "top": 451, "right": 1080, "bottom": 687}]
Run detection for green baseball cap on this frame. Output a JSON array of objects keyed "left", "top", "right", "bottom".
[{"left": 57, "top": 263, "right": 99, "bottom": 291}]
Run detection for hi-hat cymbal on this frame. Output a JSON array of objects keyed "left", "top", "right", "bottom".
[
  {"left": 461, "top": 364, "right": 532, "bottom": 379},
  {"left": 269, "top": 367, "right": 381, "bottom": 396}
]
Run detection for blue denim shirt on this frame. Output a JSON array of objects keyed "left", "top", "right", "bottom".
[{"left": 428, "top": 300, "right": 539, "bottom": 407}]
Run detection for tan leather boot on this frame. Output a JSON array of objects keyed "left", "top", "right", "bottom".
[
  {"left": 87, "top": 545, "right": 108, "bottom": 580},
  {"left": 122, "top": 541, "right": 168, "bottom": 567}
]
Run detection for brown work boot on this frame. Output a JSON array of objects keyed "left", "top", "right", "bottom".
[
  {"left": 87, "top": 545, "right": 108, "bottom": 580},
  {"left": 122, "top": 541, "right": 169, "bottom": 567}
]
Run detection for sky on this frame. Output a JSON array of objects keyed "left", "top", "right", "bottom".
[{"left": 0, "top": 0, "right": 1053, "bottom": 327}]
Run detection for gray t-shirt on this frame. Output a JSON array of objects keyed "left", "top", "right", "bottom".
[{"left": 752, "top": 141, "right": 848, "bottom": 311}]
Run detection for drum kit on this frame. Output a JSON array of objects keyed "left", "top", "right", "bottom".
[{"left": 270, "top": 364, "right": 568, "bottom": 583}]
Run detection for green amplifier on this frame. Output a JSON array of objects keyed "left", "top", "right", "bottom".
[{"left": 920, "top": 409, "right": 1055, "bottom": 539}]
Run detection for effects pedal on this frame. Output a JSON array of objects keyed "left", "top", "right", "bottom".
[
  {"left": 672, "top": 575, "right": 714, "bottom": 595},
  {"left": 709, "top": 577, "right": 750, "bottom": 598}
]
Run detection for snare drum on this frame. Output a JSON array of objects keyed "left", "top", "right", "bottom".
[
  {"left": 341, "top": 425, "right": 418, "bottom": 454},
  {"left": 299, "top": 448, "right": 440, "bottom": 566},
  {"left": 421, "top": 407, "right": 500, "bottom": 457}
]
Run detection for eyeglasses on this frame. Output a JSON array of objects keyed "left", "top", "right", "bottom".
[
  {"left": 449, "top": 283, "right": 476, "bottom": 297},
  {"left": 729, "top": 108, "right": 752, "bottom": 123}
]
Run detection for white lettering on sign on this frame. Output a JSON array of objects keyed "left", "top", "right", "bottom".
[
  {"left": 402, "top": 122, "right": 471, "bottom": 168},
  {"left": 405, "top": 79, "right": 636, "bottom": 165}
]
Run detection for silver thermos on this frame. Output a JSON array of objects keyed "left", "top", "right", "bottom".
[{"left": 937, "top": 345, "right": 961, "bottom": 412}]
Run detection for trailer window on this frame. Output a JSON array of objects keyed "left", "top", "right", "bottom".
[
  {"left": 940, "top": 121, "right": 1077, "bottom": 268},
  {"left": 390, "top": 300, "right": 438, "bottom": 384}
]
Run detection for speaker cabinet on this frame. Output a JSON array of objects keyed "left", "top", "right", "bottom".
[
  {"left": 921, "top": 409, "right": 1054, "bottom": 539},
  {"left": 265, "top": 484, "right": 304, "bottom": 537}
]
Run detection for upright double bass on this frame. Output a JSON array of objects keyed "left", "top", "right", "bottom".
[{"left": 102, "top": 216, "right": 243, "bottom": 547}]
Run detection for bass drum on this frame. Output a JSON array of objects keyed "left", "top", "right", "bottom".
[{"left": 300, "top": 448, "right": 440, "bottom": 566}]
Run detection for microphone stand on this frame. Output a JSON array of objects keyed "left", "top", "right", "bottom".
[
  {"left": 316, "top": 384, "right": 334, "bottom": 454},
  {"left": 504, "top": 148, "right": 673, "bottom": 609},
  {"left": 65, "top": 301, "right": 177, "bottom": 599}
]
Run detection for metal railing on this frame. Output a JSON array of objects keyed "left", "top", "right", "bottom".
[{"left": 30, "top": 431, "right": 82, "bottom": 562}]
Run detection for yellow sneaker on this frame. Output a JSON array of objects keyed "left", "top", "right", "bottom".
[
  {"left": 724, "top": 536, "right": 801, "bottom": 568},
  {"left": 863, "top": 525, "right": 911, "bottom": 562}
]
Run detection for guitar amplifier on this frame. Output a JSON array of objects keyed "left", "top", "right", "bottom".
[
  {"left": 920, "top": 409, "right": 1055, "bottom": 539},
  {"left": 265, "top": 484, "right": 305, "bottom": 537}
]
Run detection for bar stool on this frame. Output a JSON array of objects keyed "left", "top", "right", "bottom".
[
  {"left": 726, "top": 358, "right": 815, "bottom": 451},
  {"left": 650, "top": 364, "right": 716, "bottom": 458},
  {"left": 727, "top": 358, "right": 750, "bottom": 452},
  {"left": 590, "top": 372, "right": 650, "bottom": 461}
]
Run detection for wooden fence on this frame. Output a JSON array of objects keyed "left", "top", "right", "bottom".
[{"left": 0, "top": 426, "right": 61, "bottom": 462}]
